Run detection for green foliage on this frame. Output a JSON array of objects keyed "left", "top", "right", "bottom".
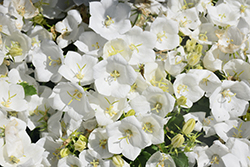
[
  {"left": 166, "top": 113, "right": 184, "bottom": 132},
  {"left": 171, "top": 152, "right": 189, "bottom": 167},
  {"left": 189, "top": 96, "right": 210, "bottom": 116},
  {"left": 18, "top": 82, "right": 37, "bottom": 96}
]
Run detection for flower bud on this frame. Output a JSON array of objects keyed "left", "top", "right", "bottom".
[
  {"left": 125, "top": 109, "right": 135, "bottom": 117},
  {"left": 112, "top": 155, "right": 124, "bottom": 167},
  {"left": 79, "top": 135, "right": 88, "bottom": 142},
  {"left": 177, "top": 96, "right": 187, "bottom": 106},
  {"left": 74, "top": 139, "right": 87, "bottom": 152},
  {"left": 171, "top": 134, "right": 184, "bottom": 148},
  {"left": 182, "top": 118, "right": 195, "bottom": 135},
  {"left": 60, "top": 148, "right": 70, "bottom": 158}
]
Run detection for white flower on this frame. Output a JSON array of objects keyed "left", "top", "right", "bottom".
[
  {"left": 93, "top": 54, "right": 137, "bottom": 98},
  {"left": 207, "top": 2, "right": 240, "bottom": 27},
  {"left": 102, "top": 38, "right": 132, "bottom": 62},
  {"left": 88, "top": 128, "right": 113, "bottom": 158},
  {"left": 55, "top": 9, "right": 83, "bottom": 48},
  {"left": 79, "top": 149, "right": 109, "bottom": 167},
  {"left": 223, "top": 59, "right": 250, "bottom": 83},
  {"left": 137, "top": 113, "right": 165, "bottom": 145},
  {"left": 205, "top": 140, "right": 240, "bottom": 167},
  {"left": 150, "top": 17, "right": 179, "bottom": 50},
  {"left": 142, "top": 86, "right": 175, "bottom": 117},
  {"left": 144, "top": 62, "right": 174, "bottom": 94},
  {"left": 191, "top": 23, "right": 218, "bottom": 45},
  {"left": 89, "top": 0, "right": 131, "bottom": 40},
  {"left": 58, "top": 51, "right": 98, "bottom": 86},
  {"left": 209, "top": 80, "right": 250, "bottom": 122},
  {"left": 227, "top": 119, "right": 250, "bottom": 139},
  {"left": 203, "top": 44, "right": 230, "bottom": 71},
  {"left": 175, "top": 8, "right": 201, "bottom": 36},
  {"left": 48, "top": 82, "right": 94, "bottom": 121},
  {"left": 2, "top": 31, "right": 31, "bottom": 63},
  {"left": 216, "top": 18, "right": 248, "bottom": 53},
  {"left": 188, "top": 69, "right": 221, "bottom": 97},
  {"left": 121, "top": 26, "right": 156, "bottom": 65},
  {"left": 89, "top": 92, "right": 128, "bottom": 126},
  {"left": 106, "top": 116, "right": 148, "bottom": 161},
  {"left": 32, "top": 40, "right": 64, "bottom": 83},
  {"left": 58, "top": 155, "right": 83, "bottom": 167},
  {"left": 0, "top": 118, "right": 45, "bottom": 166},
  {"left": 0, "top": 80, "right": 28, "bottom": 112},
  {"left": 173, "top": 73, "right": 204, "bottom": 108},
  {"left": 74, "top": 31, "right": 107, "bottom": 57},
  {"left": 164, "top": 46, "right": 187, "bottom": 77},
  {"left": 226, "top": 137, "right": 250, "bottom": 167},
  {"left": 146, "top": 151, "right": 176, "bottom": 167},
  {"left": 27, "top": 25, "right": 53, "bottom": 62}
]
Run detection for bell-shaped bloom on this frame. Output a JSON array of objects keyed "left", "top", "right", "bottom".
[
  {"left": 141, "top": 86, "right": 175, "bottom": 117},
  {"left": 106, "top": 116, "right": 149, "bottom": 161},
  {"left": 2, "top": 31, "right": 31, "bottom": 63},
  {"left": 146, "top": 151, "right": 176, "bottom": 167},
  {"left": 55, "top": 9, "right": 83, "bottom": 48},
  {"left": 121, "top": 26, "right": 156, "bottom": 65},
  {"left": 150, "top": 17, "right": 179, "bottom": 50},
  {"left": 173, "top": 73, "right": 204, "bottom": 108},
  {"left": 89, "top": 0, "right": 131, "bottom": 40},
  {"left": 58, "top": 51, "right": 98, "bottom": 86},
  {"left": 48, "top": 82, "right": 94, "bottom": 121},
  {"left": 32, "top": 40, "right": 64, "bottom": 83},
  {"left": 93, "top": 54, "right": 137, "bottom": 98},
  {"left": 74, "top": 31, "right": 107, "bottom": 57},
  {"left": 88, "top": 128, "right": 113, "bottom": 159},
  {"left": 209, "top": 80, "right": 250, "bottom": 122}
]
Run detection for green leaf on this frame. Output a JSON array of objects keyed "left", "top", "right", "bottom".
[
  {"left": 172, "top": 152, "right": 189, "bottom": 167},
  {"left": 18, "top": 82, "right": 37, "bottom": 96},
  {"left": 166, "top": 113, "right": 184, "bottom": 132},
  {"left": 189, "top": 96, "right": 210, "bottom": 117}
]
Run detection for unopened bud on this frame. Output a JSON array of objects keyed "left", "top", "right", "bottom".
[
  {"left": 125, "top": 109, "right": 135, "bottom": 117},
  {"left": 177, "top": 96, "right": 187, "bottom": 106},
  {"left": 182, "top": 118, "right": 195, "bottom": 135},
  {"left": 112, "top": 155, "right": 124, "bottom": 167},
  {"left": 74, "top": 139, "right": 87, "bottom": 152},
  {"left": 171, "top": 134, "right": 184, "bottom": 148},
  {"left": 60, "top": 148, "right": 70, "bottom": 158}
]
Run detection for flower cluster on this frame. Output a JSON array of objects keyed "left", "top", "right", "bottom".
[{"left": 1, "top": 0, "right": 250, "bottom": 166}]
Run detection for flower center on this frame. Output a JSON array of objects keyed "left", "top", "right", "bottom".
[
  {"left": 92, "top": 42, "right": 100, "bottom": 49},
  {"left": 9, "top": 155, "right": 20, "bottom": 164},
  {"left": 240, "top": 5, "right": 247, "bottom": 13},
  {"left": 211, "top": 154, "right": 220, "bottom": 164},
  {"left": 90, "top": 159, "right": 99, "bottom": 167},
  {"left": 232, "top": 122, "right": 243, "bottom": 138},
  {"left": 99, "top": 139, "right": 107, "bottom": 149},
  {"left": 199, "top": 31, "right": 208, "bottom": 41},
  {"left": 118, "top": 129, "right": 133, "bottom": 144},
  {"left": 142, "top": 122, "right": 154, "bottom": 133},
  {"left": 48, "top": 56, "right": 61, "bottom": 67},
  {"left": 152, "top": 102, "right": 162, "bottom": 113},
  {"left": 221, "top": 89, "right": 236, "bottom": 103},
  {"left": 150, "top": 77, "right": 169, "bottom": 92},
  {"left": 1, "top": 91, "right": 16, "bottom": 108},
  {"left": 110, "top": 70, "right": 120, "bottom": 81},
  {"left": 108, "top": 45, "right": 124, "bottom": 57},
  {"left": 177, "top": 84, "right": 188, "bottom": 94},
  {"left": 67, "top": 89, "right": 83, "bottom": 105},
  {"left": 6, "top": 41, "right": 23, "bottom": 57},
  {"left": 75, "top": 63, "right": 86, "bottom": 80},
  {"left": 104, "top": 15, "right": 114, "bottom": 27},
  {"left": 129, "top": 43, "right": 142, "bottom": 53},
  {"left": 157, "top": 31, "right": 167, "bottom": 42}
]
